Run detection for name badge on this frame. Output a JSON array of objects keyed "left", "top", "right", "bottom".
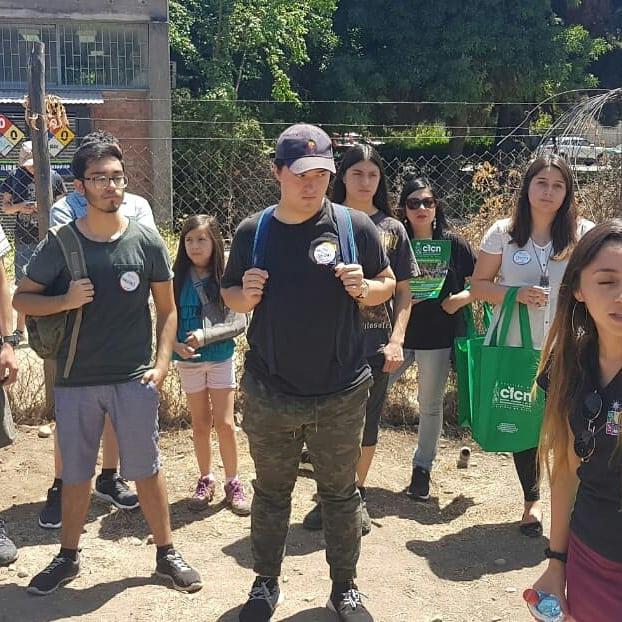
[
  {"left": 513, "top": 250, "right": 531, "bottom": 265},
  {"left": 120, "top": 271, "right": 140, "bottom": 292},
  {"left": 314, "top": 242, "right": 337, "bottom": 265}
]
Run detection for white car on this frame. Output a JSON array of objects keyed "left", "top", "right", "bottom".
[{"left": 541, "top": 136, "right": 611, "bottom": 165}]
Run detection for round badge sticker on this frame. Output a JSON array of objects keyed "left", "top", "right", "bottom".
[
  {"left": 120, "top": 271, "right": 140, "bottom": 292},
  {"left": 513, "top": 250, "right": 531, "bottom": 265},
  {"left": 314, "top": 242, "right": 337, "bottom": 265}
]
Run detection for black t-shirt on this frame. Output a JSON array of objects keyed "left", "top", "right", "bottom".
[
  {"left": 361, "top": 212, "right": 419, "bottom": 361},
  {"left": 570, "top": 370, "right": 622, "bottom": 562},
  {"left": 26, "top": 220, "right": 173, "bottom": 387},
  {"left": 0, "top": 167, "right": 66, "bottom": 244},
  {"left": 222, "top": 202, "right": 389, "bottom": 397},
  {"left": 403, "top": 231, "right": 476, "bottom": 350},
  {"left": 538, "top": 363, "right": 622, "bottom": 563}
]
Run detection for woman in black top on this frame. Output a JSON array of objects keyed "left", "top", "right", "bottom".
[
  {"left": 532, "top": 220, "right": 622, "bottom": 622},
  {"left": 389, "top": 175, "right": 476, "bottom": 500}
]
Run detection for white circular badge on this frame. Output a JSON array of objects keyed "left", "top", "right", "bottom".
[
  {"left": 513, "top": 250, "right": 531, "bottom": 265},
  {"left": 314, "top": 242, "right": 337, "bottom": 265},
  {"left": 120, "top": 271, "right": 140, "bottom": 292}
]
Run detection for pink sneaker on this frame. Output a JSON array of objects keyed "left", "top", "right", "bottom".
[
  {"left": 188, "top": 475, "right": 216, "bottom": 511},
  {"left": 224, "top": 479, "right": 251, "bottom": 516}
]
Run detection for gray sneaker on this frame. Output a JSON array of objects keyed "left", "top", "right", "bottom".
[{"left": 0, "top": 519, "right": 17, "bottom": 566}]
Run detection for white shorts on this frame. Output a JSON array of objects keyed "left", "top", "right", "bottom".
[{"left": 176, "top": 357, "right": 236, "bottom": 394}]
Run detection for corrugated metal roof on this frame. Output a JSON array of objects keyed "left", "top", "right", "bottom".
[{"left": 0, "top": 90, "right": 104, "bottom": 104}]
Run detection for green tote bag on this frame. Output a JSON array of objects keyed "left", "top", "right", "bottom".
[
  {"left": 472, "top": 287, "right": 545, "bottom": 452},
  {"left": 454, "top": 302, "right": 493, "bottom": 428}
]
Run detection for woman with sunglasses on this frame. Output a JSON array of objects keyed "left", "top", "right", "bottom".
[
  {"left": 530, "top": 220, "right": 622, "bottom": 622},
  {"left": 302, "top": 145, "right": 418, "bottom": 534},
  {"left": 389, "top": 174, "right": 476, "bottom": 500},
  {"left": 471, "top": 155, "right": 594, "bottom": 538}
]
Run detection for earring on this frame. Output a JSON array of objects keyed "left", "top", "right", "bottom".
[
  {"left": 432, "top": 218, "right": 437, "bottom": 230},
  {"left": 572, "top": 301, "right": 586, "bottom": 338}
]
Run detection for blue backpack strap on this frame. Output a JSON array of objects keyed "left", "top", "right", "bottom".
[
  {"left": 251, "top": 205, "right": 276, "bottom": 268},
  {"left": 332, "top": 202, "right": 358, "bottom": 265}
]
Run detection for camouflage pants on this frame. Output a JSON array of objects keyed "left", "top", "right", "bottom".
[{"left": 241, "top": 372, "right": 371, "bottom": 582}]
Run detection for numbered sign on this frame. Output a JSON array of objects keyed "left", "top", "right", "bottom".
[
  {"left": 0, "top": 114, "right": 25, "bottom": 153},
  {"left": 54, "top": 126, "right": 75, "bottom": 146}
]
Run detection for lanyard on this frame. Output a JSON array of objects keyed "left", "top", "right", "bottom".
[{"left": 530, "top": 238, "right": 552, "bottom": 288}]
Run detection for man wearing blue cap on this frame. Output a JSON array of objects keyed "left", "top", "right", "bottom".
[{"left": 222, "top": 124, "right": 395, "bottom": 621}]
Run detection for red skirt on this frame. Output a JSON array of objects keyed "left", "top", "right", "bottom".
[{"left": 566, "top": 531, "right": 622, "bottom": 622}]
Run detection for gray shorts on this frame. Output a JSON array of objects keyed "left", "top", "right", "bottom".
[{"left": 54, "top": 379, "right": 160, "bottom": 485}]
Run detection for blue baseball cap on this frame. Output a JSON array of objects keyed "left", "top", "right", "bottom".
[{"left": 275, "top": 124, "right": 336, "bottom": 174}]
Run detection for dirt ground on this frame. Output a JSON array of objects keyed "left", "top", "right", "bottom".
[{"left": 0, "top": 420, "right": 552, "bottom": 622}]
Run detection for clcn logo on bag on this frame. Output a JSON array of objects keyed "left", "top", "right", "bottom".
[{"left": 492, "top": 382, "right": 533, "bottom": 412}]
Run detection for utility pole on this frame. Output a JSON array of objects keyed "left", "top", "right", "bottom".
[
  {"left": 28, "top": 41, "right": 52, "bottom": 237},
  {"left": 27, "top": 41, "right": 55, "bottom": 414}
]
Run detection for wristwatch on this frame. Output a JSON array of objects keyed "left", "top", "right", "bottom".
[
  {"left": 0, "top": 334, "right": 20, "bottom": 347},
  {"left": 544, "top": 547, "right": 567, "bottom": 564},
  {"left": 355, "top": 279, "right": 370, "bottom": 301}
]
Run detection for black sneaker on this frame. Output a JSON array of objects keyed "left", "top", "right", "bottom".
[
  {"left": 0, "top": 519, "right": 17, "bottom": 566},
  {"left": 360, "top": 500, "right": 371, "bottom": 536},
  {"left": 155, "top": 550, "right": 202, "bottom": 593},
  {"left": 299, "top": 449, "right": 314, "bottom": 472},
  {"left": 327, "top": 580, "right": 373, "bottom": 621},
  {"left": 302, "top": 502, "right": 323, "bottom": 531},
  {"left": 239, "top": 576, "right": 283, "bottom": 622},
  {"left": 27, "top": 553, "right": 80, "bottom": 595},
  {"left": 406, "top": 466, "right": 430, "bottom": 501},
  {"left": 38, "top": 486, "right": 62, "bottom": 529},
  {"left": 94, "top": 473, "right": 140, "bottom": 510}
]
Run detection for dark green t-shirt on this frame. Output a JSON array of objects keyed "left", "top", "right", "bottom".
[{"left": 26, "top": 219, "right": 173, "bottom": 387}]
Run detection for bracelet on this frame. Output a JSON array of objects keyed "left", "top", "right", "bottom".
[{"left": 544, "top": 547, "right": 567, "bottom": 564}]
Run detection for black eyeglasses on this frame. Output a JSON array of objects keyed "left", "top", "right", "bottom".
[
  {"left": 81, "top": 175, "right": 129, "bottom": 190},
  {"left": 574, "top": 391, "right": 603, "bottom": 463},
  {"left": 405, "top": 197, "right": 435, "bottom": 210}
]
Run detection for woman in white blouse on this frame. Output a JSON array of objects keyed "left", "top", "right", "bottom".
[{"left": 471, "top": 154, "right": 594, "bottom": 538}]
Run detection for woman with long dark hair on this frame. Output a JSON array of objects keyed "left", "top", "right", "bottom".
[
  {"left": 530, "top": 220, "right": 622, "bottom": 621},
  {"left": 471, "top": 155, "right": 594, "bottom": 537},
  {"left": 302, "top": 144, "right": 418, "bottom": 535},
  {"left": 388, "top": 174, "right": 477, "bottom": 501}
]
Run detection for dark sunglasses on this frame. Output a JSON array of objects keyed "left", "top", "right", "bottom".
[
  {"left": 405, "top": 197, "right": 435, "bottom": 210},
  {"left": 574, "top": 391, "right": 603, "bottom": 463}
]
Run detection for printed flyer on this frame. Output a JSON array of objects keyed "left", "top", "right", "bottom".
[{"left": 410, "top": 239, "right": 451, "bottom": 300}]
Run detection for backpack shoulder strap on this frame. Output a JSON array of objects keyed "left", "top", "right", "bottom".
[
  {"left": 50, "top": 224, "right": 88, "bottom": 280},
  {"left": 189, "top": 267, "right": 210, "bottom": 308},
  {"left": 48, "top": 224, "right": 88, "bottom": 379},
  {"left": 331, "top": 202, "right": 358, "bottom": 265},
  {"left": 251, "top": 205, "right": 276, "bottom": 269}
]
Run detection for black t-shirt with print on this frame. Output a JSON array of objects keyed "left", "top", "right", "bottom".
[
  {"left": 403, "top": 231, "right": 476, "bottom": 350},
  {"left": 361, "top": 211, "right": 419, "bottom": 361},
  {"left": 222, "top": 202, "right": 389, "bottom": 397},
  {"left": 0, "top": 167, "right": 66, "bottom": 244},
  {"left": 538, "top": 363, "right": 622, "bottom": 563},
  {"left": 570, "top": 370, "right": 622, "bottom": 562}
]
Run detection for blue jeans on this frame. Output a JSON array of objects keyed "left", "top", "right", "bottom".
[{"left": 388, "top": 347, "right": 452, "bottom": 472}]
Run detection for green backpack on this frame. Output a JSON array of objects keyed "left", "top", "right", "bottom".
[{"left": 26, "top": 224, "right": 88, "bottom": 379}]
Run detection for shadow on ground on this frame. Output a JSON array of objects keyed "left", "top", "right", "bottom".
[
  {"left": 216, "top": 605, "right": 337, "bottom": 621},
  {"left": 406, "top": 521, "right": 549, "bottom": 581},
  {"left": 364, "top": 485, "right": 476, "bottom": 526},
  {"left": 0, "top": 577, "right": 153, "bottom": 622},
  {"left": 221, "top": 523, "right": 325, "bottom": 570}
]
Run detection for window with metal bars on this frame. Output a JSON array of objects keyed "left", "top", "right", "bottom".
[{"left": 0, "top": 22, "right": 148, "bottom": 89}]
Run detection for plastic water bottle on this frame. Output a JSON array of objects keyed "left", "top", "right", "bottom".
[{"left": 523, "top": 589, "right": 564, "bottom": 622}]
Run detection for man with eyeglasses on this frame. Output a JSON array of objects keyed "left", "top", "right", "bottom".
[
  {"left": 14, "top": 140, "right": 202, "bottom": 595},
  {"left": 35, "top": 131, "right": 157, "bottom": 532}
]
